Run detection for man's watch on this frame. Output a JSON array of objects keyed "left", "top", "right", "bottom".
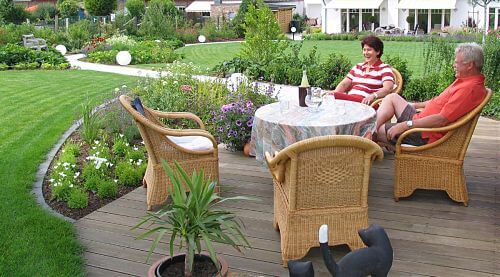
[{"left": 406, "top": 120, "right": 413, "bottom": 128}]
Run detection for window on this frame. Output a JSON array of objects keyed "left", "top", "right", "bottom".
[
  {"left": 202, "top": 11, "right": 210, "bottom": 16},
  {"left": 489, "top": 8, "right": 495, "bottom": 29}
]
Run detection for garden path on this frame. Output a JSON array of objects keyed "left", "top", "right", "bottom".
[{"left": 65, "top": 54, "right": 297, "bottom": 98}]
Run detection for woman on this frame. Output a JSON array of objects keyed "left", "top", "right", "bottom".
[{"left": 328, "top": 35, "right": 394, "bottom": 106}]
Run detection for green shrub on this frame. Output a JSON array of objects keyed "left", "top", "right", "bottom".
[
  {"left": 115, "top": 161, "right": 143, "bottom": 187},
  {"left": 384, "top": 55, "right": 412, "bottom": 91},
  {"left": 84, "top": 0, "right": 117, "bottom": 16},
  {"left": 67, "top": 20, "right": 92, "bottom": 50},
  {"left": 97, "top": 179, "right": 118, "bottom": 198},
  {"left": 308, "top": 53, "right": 352, "bottom": 89},
  {"left": 51, "top": 181, "right": 74, "bottom": 201},
  {"left": 112, "top": 135, "right": 129, "bottom": 157},
  {"left": 14, "top": 62, "right": 39, "bottom": 70},
  {"left": 67, "top": 189, "right": 89, "bottom": 209},
  {"left": 32, "top": 3, "right": 57, "bottom": 21},
  {"left": 0, "top": 63, "right": 8, "bottom": 70},
  {"left": 82, "top": 160, "right": 106, "bottom": 180},
  {"left": 84, "top": 174, "right": 101, "bottom": 191},
  {"left": 57, "top": 0, "right": 79, "bottom": 18},
  {"left": 87, "top": 50, "right": 118, "bottom": 64},
  {"left": 126, "top": 0, "right": 145, "bottom": 19},
  {"left": 402, "top": 73, "right": 442, "bottom": 102},
  {"left": 138, "top": 0, "right": 178, "bottom": 39}
]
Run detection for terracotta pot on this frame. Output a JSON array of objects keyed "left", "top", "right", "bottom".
[
  {"left": 148, "top": 253, "right": 228, "bottom": 277},
  {"left": 243, "top": 142, "right": 254, "bottom": 157}
]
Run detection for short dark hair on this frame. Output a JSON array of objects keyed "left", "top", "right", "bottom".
[{"left": 361, "top": 35, "right": 384, "bottom": 58}]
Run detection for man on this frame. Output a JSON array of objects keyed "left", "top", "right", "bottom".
[{"left": 375, "top": 43, "right": 487, "bottom": 147}]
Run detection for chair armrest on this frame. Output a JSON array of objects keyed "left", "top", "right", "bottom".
[
  {"left": 265, "top": 151, "right": 286, "bottom": 183},
  {"left": 370, "top": 98, "right": 383, "bottom": 107},
  {"left": 149, "top": 110, "right": 205, "bottom": 130},
  {"left": 395, "top": 125, "right": 458, "bottom": 153}
]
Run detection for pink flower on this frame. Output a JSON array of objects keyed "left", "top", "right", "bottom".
[{"left": 180, "top": 85, "right": 192, "bottom": 92}]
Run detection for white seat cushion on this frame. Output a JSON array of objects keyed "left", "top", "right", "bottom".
[
  {"left": 167, "top": 135, "right": 213, "bottom": 151},
  {"left": 401, "top": 144, "right": 417, "bottom": 148}
]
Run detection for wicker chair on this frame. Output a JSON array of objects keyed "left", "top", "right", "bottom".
[
  {"left": 119, "top": 95, "right": 219, "bottom": 210},
  {"left": 394, "top": 89, "right": 492, "bottom": 206},
  {"left": 265, "top": 135, "right": 384, "bottom": 266},
  {"left": 370, "top": 67, "right": 403, "bottom": 108}
]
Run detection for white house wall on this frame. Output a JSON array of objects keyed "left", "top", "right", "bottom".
[
  {"left": 306, "top": 4, "right": 322, "bottom": 20},
  {"left": 317, "top": 0, "right": 500, "bottom": 34}
]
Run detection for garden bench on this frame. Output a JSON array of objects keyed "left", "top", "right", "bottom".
[{"left": 22, "top": 34, "right": 47, "bottom": 51}]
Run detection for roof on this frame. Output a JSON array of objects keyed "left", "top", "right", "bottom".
[
  {"left": 398, "top": 0, "right": 457, "bottom": 9},
  {"left": 185, "top": 1, "right": 212, "bottom": 12},
  {"left": 325, "top": 0, "right": 383, "bottom": 9},
  {"left": 304, "top": 0, "right": 322, "bottom": 5}
]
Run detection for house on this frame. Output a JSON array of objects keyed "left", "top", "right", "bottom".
[
  {"left": 179, "top": 0, "right": 299, "bottom": 32},
  {"left": 320, "top": 0, "right": 500, "bottom": 34}
]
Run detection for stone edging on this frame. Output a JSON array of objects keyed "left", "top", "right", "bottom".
[{"left": 31, "top": 98, "right": 118, "bottom": 223}]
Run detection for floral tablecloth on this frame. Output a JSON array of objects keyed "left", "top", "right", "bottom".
[{"left": 249, "top": 99, "right": 376, "bottom": 162}]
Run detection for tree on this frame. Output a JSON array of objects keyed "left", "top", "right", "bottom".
[
  {"left": 57, "top": 0, "right": 79, "bottom": 18},
  {"left": 0, "top": 0, "right": 29, "bottom": 24},
  {"left": 470, "top": 0, "right": 500, "bottom": 44},
  {"left": 84, "top": 0, "right": 117, "bottom": 16},
  {"left": 241, "top": 0, "right": 283, "bottom": 67},
  {"left": 232, "top": 0, "right": 257, "bottom": 37}
]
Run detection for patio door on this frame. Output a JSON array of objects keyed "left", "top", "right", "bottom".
[
  {"left": 349, "top": 9, "right": 359, "bottom": 32},
  {"left": 417, "top": 9, "right": 428, "bottom": 33}
]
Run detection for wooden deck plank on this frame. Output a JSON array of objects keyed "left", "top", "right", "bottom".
[{"left": 76, "top": 117, "right": 499, "bottom": 276}]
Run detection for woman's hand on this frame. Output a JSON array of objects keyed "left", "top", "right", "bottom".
[{"left": 362, "top": 94, "right": 377, "bottom": 105}]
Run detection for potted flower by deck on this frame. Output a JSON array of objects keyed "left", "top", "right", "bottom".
[{"left": 133, "top": 161, "right": 251, "bottom": 276}]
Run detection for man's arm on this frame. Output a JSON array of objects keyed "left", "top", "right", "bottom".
[
  {"left": 387, "top": 114, "right": 449, "bottom": 140},
  {"left": 411, "top": 101, "right": 428, "bottom": 109}
]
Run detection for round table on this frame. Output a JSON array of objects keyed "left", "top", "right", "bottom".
[{"left": 249, "top": 99, "right": 376, "bottom": 162}]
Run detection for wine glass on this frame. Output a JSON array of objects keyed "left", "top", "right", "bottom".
[{"left": 305, "top": 87, "right": 323, "bottom": 112}]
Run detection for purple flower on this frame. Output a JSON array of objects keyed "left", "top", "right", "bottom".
[
  {"left": 236, "top": 120, "right": 242, "bottom": 126},
  {"left": 246, "top": 118, "right": 253, "bottom": 127},
  {"left": 246, "top": 101, "right": 253, "bottom": 108},
  {"left": 218, "top": 126, "right": 224, "bottom": 132},
  {"left": 219, "top": 114, "right": 226, "bottom": 120}
]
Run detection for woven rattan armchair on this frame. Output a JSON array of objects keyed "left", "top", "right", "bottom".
[
  {"left": 394, "top": 89, "right": 492, "bottom": 206},
  {"left": 119, "top": 95, "right": 219, "bottom": 210},
  {"left": 265, "top": 135, "right": 384, "bottom": 266},
  {"left": 370, "top": 67, "right": 403, "bottom": 108}
]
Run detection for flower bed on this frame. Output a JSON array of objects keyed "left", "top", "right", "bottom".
[{"left": 43, "top": 100, "right": 146, "bottom": 219}]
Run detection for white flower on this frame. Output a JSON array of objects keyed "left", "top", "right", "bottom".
[
  {"left": 57, "top": 162, "right": 61, "bottom": 166},
  {"left": 129, "top": 159, "right": 133, "bottom": 163},
  {"left": 125, "top": 143, "right": 129, "bottom": 146},
  {"left": 69, "top": 184, "right": 73, "bottom": 188},
  {"left": 62, "top": 150, "right": 65, "bottom": 153},
  {"left": 63, "top": 162, "right": 70, "bottom": 167},
  {"left": 54, "top": 166, "right": 58, "bottom": 169},
  {"left": 74, "top": 172, "right": 80, "bottom": 178},
  {"left": 92, "top": 146, "right": 97, "bottom": 150},
  {"left": 133, "top": 146, "right": 138, "bottom": 151},
  {"left": 71, "top": 164, "right": 75, "bottom": 168},
  {"left": 114, "top": 88, "right": 119, "bottom": 92},
  {"left": 141, "top": 141, "right": 145, "bottom": 145},
  {"left": 114, "top": 179, "right": 118, "bottom": 183},
  {"left": 49, "top": 178, "right": 55, "bottom": 183},
  {"left": 94, "top": 140, "right": 100, "bottom": 145},
  {"left": 122, "top": 85, "right": 127, "bottom": 88},
  {"left": 119, "top": 134, "right": 124, "bottom": 138},
  {"left": 59, "top": 172, "right": 67, "bottom": 177}
]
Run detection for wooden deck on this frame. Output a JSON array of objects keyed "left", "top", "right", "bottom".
[{"left": 75, "top": 117, "right": 499, "bottom": 277}]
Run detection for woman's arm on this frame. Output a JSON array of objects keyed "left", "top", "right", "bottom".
[
  {"left": 361, "top": 80, "right": 393, "bottom": 105},
  {"left": 328, "top": 77, "right": 352, "bottom": 94}
]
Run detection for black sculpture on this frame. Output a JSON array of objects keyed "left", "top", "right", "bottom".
[{"left": 288, "top": 224, "right": 393, "bottom": 277}]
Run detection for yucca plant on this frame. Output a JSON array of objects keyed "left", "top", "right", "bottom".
[{"left": 133, "top": 161, "right": 252, "bottom": 276}]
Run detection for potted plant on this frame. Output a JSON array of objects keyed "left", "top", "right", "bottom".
[{"left": 133, "top": 161, "right": 252, "bottom": 276}]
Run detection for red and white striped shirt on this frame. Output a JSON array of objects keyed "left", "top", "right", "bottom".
[{"left": 346, "top": 60, "right": 394, "bottom": 98}]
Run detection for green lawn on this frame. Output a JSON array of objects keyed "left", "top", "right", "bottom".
[
  {"left": 0, "top": 70, "right": 138, "bottom": 276},
  {"left": 136, "top": 40, "right": 426, "bottom": 76}
]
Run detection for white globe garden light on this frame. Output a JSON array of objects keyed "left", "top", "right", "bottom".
[
  {"left": 198, "top": 35, "right": 206, "bottom": 43},
  {"left": 55, "top": 45, "right": 67, "bottom": 55},
  {"left": 290, "top": 26, "right": 297, "bottom": 33},
  {"left": 116, "top": 51, "right": 132, "bottom": 66}
]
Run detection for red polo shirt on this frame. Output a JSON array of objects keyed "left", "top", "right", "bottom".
[{"left": 413, "top": 74, "right": 487, "bottom": 144}]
